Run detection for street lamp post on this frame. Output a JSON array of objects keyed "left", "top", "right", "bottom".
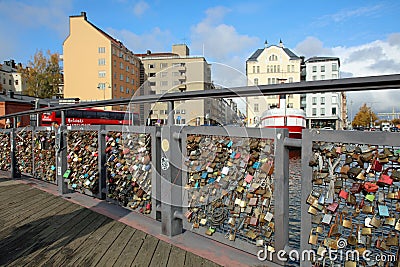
[{"left": 97, "top": 82, "right": 111, "bottom": 110}]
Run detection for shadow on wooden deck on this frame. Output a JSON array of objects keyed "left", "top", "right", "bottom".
[{"left": 0, "top": 179, "right": 222, "bottom": 267}]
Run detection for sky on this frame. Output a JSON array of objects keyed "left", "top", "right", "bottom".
[{"left": 0, "top": 0, "right": 400, "bottom": 118}]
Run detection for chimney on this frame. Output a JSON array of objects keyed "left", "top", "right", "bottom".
[{"left": 81, "top": 11, "right": 87, "bottom": 20}]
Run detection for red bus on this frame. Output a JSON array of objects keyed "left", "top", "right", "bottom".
[{"left": 41, "top": 108, "right": 140, "bottom": 126}]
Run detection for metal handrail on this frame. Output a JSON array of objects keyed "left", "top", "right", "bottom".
[{"left": 1, "top": 73, "right": 399, "bottom": 120}]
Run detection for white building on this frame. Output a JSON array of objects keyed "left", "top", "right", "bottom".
[
  {"left": 246, "top": 40, "right": 302, "bottom": 127},
  {"left": 304, "top": 57, "right": 346, "bottom": 129},
  {"left": 0, "top": 60, "right": 25, "bottom": 93}
]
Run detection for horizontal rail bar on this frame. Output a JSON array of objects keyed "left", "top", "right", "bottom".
[
  {"left": 1, "top": 74, "right": 399, "bottom": 120},
  {"left": 283, "top": 137, "right": 302, "bottom": 148}
]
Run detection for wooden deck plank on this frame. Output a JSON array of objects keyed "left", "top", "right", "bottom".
[
  {"left": 112, "top": 228, "right": 146, "bottom": 267},
  {"left": 0, "top": 183, "right": 30, "bottom": 194},
  {"left": 42, "top": 215, "right": 110, "bottom": 267},
  {"left": 0, "top": 199, "right": 71, "bottom": 250},
  {"left": 131, "top": 234, "right": 159, "bottom": 267},
  {"left": 77, "top": 222, "right": 126, "bottom": 266},
  {"left": 184, "top": 250, "right": 217, "bottom": 267},
  {"left": 2, "top": 206, "right": 88, "bottom": 267},
  {"left": 95, "top": 226, "right": 136, "bottom": 267},
  {"left": 166, "top": 246, "right": 186, "bottom": 267},
  {"left": 0, "top": 189, "right": 56, "bottom": 220},
  {"left": 1, "top": 194, "right": 59, "bottom": 230},
  {"left": 60, "top": 218, "right": 117, "bottom": 267},
  {"left": 26, "top": 211, "right": 103, "bottom": 266},
  {"left": 0, "top": 187, "right": 41, "bottom": 209},
  {"left": 149, "top": 240, "right": 172, "bottom": 267}
]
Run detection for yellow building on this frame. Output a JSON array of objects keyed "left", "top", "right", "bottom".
[
  {"left": 246, "top": 40, "right": 302, "bottom": 126},
  {"left": 63, "top": 12, "right": 140, "bottom": 110}
]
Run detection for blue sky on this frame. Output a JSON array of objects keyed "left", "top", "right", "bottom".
[{"left": 0, "top": 0, "right": 400, "bottom": 115}]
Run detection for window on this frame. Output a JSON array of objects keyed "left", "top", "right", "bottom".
[
  {"left": 312, "top": 66, "right": 317, "bottom": 72},
  {"left": 160, "top": 63, "right": 168, "bottom": 68},
  {"left": 288, "top": 94, "right": 294, "bottom": 99},
  {"left": 120, "top": 86, "right": 124, "bottom": 92},
  {"left": 120, "top": 62, "right": 124, "bottom": 69},
  {"left": 126, "top": 76, "right": 130, "bottom": 82},
  {"left": 321, "top": 75, "right": 325, "bottom": 80},
  {"left": 257, "top": 66, "right": 260, "bottom": 73},
  {"left": 277, "top": 65, "right": 280, "bottom": 73},
  {"left": 321, "top": 65, "right": 325, "bottom": 72},
  {"left": 98, "top": 83, "right": 106, "bottom": 89},
  {"left": 320, "top": 108, "right": 325, "bottom": 116},
  {"left": 173, "top": 81, "right": 180, "bottom": 86},
  {"left": 131, "top": 79, "right": 135, "bottom": 85},
  {"left": 120, "top": 74, "right": 124, "bottom": 81},
  {"left": 181, "top": 118, "right": 186, "bottom": 124},
  {"left": 253, "top": 66, "right": 256, "bottom": 73},
  {"left": 269, "top": 54, "right": 278, "bottom": 61},
  {"left": 332, "top": 74, "right": 337, "bottom": 79},
  {"left": 149, "top": 73, "right": 156, "bottom": 77},
  {"left": 287, "top": 65, "right": 291, "bottom": 73},
  {"left": 161, "top": 72, "right": 168, "bottom": 78},
  {"left": 148, "top": 64, "right": 155, "bottom": 69},
  {"left": 181, "top": 109, "right": 186, "bottom": 114},
  {"left": 15, "top": 80, "right": 18, "bottom": 85},
  {"left": 332, "top": 96, "right": 338, "bottom": 104},
  {"left": 287, "top": 103, "right": 293, "bottom": 108},
  {"left": 2, "top": 78, "right": 5, "bottom": 84},
  {"left": 173, "top": 72, "right": 179, "bottom": 77},
  {"left": 288, "top": 77, "right": 293, "bottom": 83},
  {"left": 149, "top": 81, "right": 156, "bottom": 86},
  {"left": 161, "top": 81, "right": 168, "bottom": 86},
  {"left": 273, "top": 65, "right": 276, "bottom": 73},
  {"left": 114, "top": 72, "right": 117, "bottom": 79},
  {"left": 9, "top": 79, "right": 11, "bottom": 85},
  {"left": 98, "top": 58, "right": 106, "bottom": 65},
  {"left": 271, "top": 78, "right": 276, "bottom": 84},
  {"left": 268, "top": 78, "right": 271, "bottom": 84},
  {"left": 312, "top": 108, "right": 317, "bottom": 116},
  {"left": 320, "top": 97, "right": 325, "bottom": 105},
  {"left": 126, "top": 66, "right": 129, "bottom": 71},
  {"left": 98, "top": 47, "right": 105, "bottom": 53},
  {"left": 126, "top": 88, "right": 130, "bottom": 94},
  {"left": 98, "top": 71, "right": 106, "bottom": 78},
  {"left": 291, "top": 65, "right": 295, "bottom": 72},
  {"left": 332, "top": 63, "right": 338, "bottom": 71},
  {"left": 332, "top": 107, "right": 337, "bottom": 115},
  {"left": 254, "top": 78, "right": 258, "bottom": 85},
  {"left": 254, "top": 103, "right": 259, "bottom": 112},
  {"left": 312, "top": 97, "right": 317, "bottom": 105},
  {"left": 113, "top": 60, "right": 116, "bottom": 67},
  {"left": 312, "top": 76, "right": 317, "bottom": 81}
]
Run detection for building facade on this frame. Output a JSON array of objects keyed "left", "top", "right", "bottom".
[
  {"left": 304, "top": 57, "right": 346, "bottom": 129},
  {"left": 63, "top": 12, "right": 141, "bottom": 110},
  {"left": 137, "top": 44, "right": 227, "bottom": 126},
  {"left": 246, "top": 40, "right": 302, "bottom": 126},
  {"left": 0, "top": 60, "right": 25, "bottom": 93}
]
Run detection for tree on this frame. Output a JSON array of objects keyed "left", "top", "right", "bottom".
[
  {"left": 352, "top": 103, "right": 378, "bottom": 127},
  {"left": 19, "top": 50, "right": 62, "bottom": 98}
]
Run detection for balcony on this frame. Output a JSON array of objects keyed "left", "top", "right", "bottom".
[{"left": 178, "top": 74, "right": 186, "bottom": 81}]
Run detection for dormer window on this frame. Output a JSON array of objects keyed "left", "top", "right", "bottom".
[{"left": 269, "top": 54, "right": 278, "bottom": 61}]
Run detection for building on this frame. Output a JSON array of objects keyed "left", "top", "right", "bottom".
[
  {"left": 63, "top": 12, "right": 141, "bottom": 110},
  {"left": 246, "top": 40, "right": 302, "bottom": 126},
  {"left": 304, "top": 57, "right": 346, "bottom": 129},
  {"left": 0, "top": 60, "right": 25, "bottom": 93},
  {"left": 136, "top": 44, "right": 224, "bottom": 126}
]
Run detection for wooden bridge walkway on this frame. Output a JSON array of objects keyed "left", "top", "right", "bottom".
[{"left": 0, "top": 178, "right": 223, "bottom": 267}]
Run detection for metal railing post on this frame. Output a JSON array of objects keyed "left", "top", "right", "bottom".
[
  {"left": 274, "top": 129, "right": 289, "bottom": 264},
  {"left": 161, "top": 101, "right": 183, "bottom": 236},
  {"left": 56, "top": 110, "right": 69, "bottom": 194},
  {"left": 10, "top": 117, "right": 20, "bottom": 178},
  {"left": 97, "top": 125, "right": 106, "bottom": 199}
]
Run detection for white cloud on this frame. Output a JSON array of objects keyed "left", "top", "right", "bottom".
[
  {"left": 328, "top": 5, "right": 382, "bottom": 22},
  {"left": 107, "top": 27, "right": 173, "bottom": 53},
  {"left": 0, "top": 0, "right": 71, "bottom": 37},
  {"left": 133, "top": 1, "right": 149, "bottom": 17},
  {"left": 295, "top": 35, "right": 400, "bottom": 115},
  {"left": 189, "top": 6, "right": 259, "bottom": 83}
]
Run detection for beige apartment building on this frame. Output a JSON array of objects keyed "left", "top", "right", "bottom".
[
  {"left": 246, "top": 40, "right": 302, "bottom": 126},
  {"left": 136, "top": 44, "right": 220, "bottom": 126},
  {"left": 63, "top": 12, "right": 141, "bottom": 110}
]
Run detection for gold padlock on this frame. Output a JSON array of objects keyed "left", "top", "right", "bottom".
[
  {"left": 395, "top": 219, "right": 400, "bottom": 231},
  {"left": 309, "top": 228, "right": 318, "bottom": 245}
]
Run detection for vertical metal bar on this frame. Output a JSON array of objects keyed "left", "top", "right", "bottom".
[
  {"left": 161, "top": 125, "right": 183, "bottom": 236},
  {"left": 300, "top": 129, "right": 313, "bottom": 267},
  {"left": 97, "top": 125, "right": 106, "bottom": 199},
  {"left": 32, "top": 127, "right": 35, "bottom": 178},
  {"left": 167, "top": 101, "right": 174, "bottom": 126},
  {"left": 10, "top": 117, "right": 20, "bottom": 178},
  {"left": 57, "top": 110, "right": 69, "bottom": 194},
  {"left": 155, "top": 126, "right": 162, "bottom": 221},
  {"left": 274, "top": 128, "right": 289, "bottom": 264}
]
